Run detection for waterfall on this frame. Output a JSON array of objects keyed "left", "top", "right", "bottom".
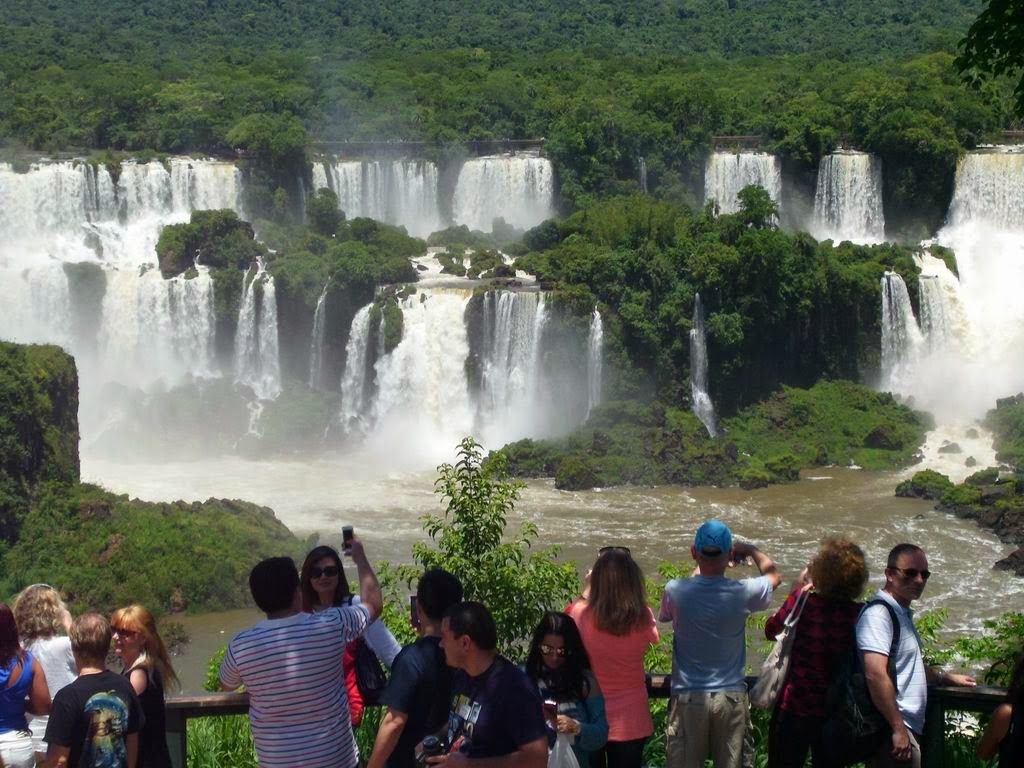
[
  {"left": 880, "top": 272, "right": 924, "bottom": 394},
  {"left": 0, "top": 157, "right": 242, "bottom": 406},
  {"left": 812, "top": 151, "right": 885, "bottom": 244},
  {"left": 704, "top": 152, "right": 782, "bottom": 214},
  {"left": 308, "top": 283, "right": 330, "bottom": 389},
  {"left": 234, "top": 261, "right": 282, "bottom": 400},
  {"left": 638, "top": 157, "right": 648, "bottom": 194},
  {"left": 313, "top": 159, "right": 444, "bottom": 237},
  {"left": 338, "top": 304, "right": 374, "bottom": 431},
  {"left": 947, "top": 149, "right": 1024, "bottom": 230},
  {"left": 451, "top": 155, "right": 555, "bottom": 232},
  {"left": 917, "top": 253, "right": 968, "bottom": 356},
  {"left": 586, "top": 309, "right": 604, "bottom": 417},
  {"left": 689, "top": 293, "right": 717, "bottom": 437}
]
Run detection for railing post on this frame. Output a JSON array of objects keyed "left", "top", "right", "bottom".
[{"left": 166, "top": 705, "right": 188, "bottom": 768}]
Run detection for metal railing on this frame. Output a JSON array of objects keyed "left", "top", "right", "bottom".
[{"left": 166, "top": 679, "right": 1006, "bottom": 768}]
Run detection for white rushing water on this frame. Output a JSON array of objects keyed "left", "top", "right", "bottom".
[
  {"left": 234, "top": 260, "right": 282, "bottom": 401},
  {"left": 638, "top": 157, "right": 648, "bottom": 194},
  {"left": 338, "top": 304, "right": 374, "bottom": 431},
  {"left": 812, "top": 151, "right": 885, "bottom": 244},
  {"left": 312, "top": 159, "right": 444, "bottom": 238},
  {"left": 308, "top": 283, "right": 330, "bottom": 389},
  {"left": 689, "top": 293, "right": 718, "bottom": 437},
  {"left": 880, "top": 271, "right": 924, "bottom": 395},
  {"left": 704, "top": 151, "right": 782, "bottom": 215},
  {"left": 586, "top": 309, "right": 604, "bottom": 418},
  {"left": 881, "top": 148, "right": 1024, "bottom": 427},
  {"left": 451, "top": 155, "right": 555, "bottom": 232},
  {"left": 0, "top": 158, "right": 242, "bottom": 402}
]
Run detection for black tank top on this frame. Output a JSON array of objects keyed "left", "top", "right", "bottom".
[
  {"left": 1000, "top": 702, "right": 1023, "bottom": 767},
  {"left": 125, "top": 665, "right": 172, "bottom": 768}
]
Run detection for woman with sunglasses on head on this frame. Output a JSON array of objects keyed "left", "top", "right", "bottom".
[
  {"left": 525, "top": 612, "right": 608, "bottom": 768},
  {"left": 110, "top": 605, "right": 178, "bottom": 768},
  {"left": 301, "top": 545, "right": 401, "bottom": 727},
  {"left": 12, "top": 584, "right": 75, "bottom": 765},
  {"left": 0, "top": 603, "right": 51, "bottom": 768},
  {"left": 567, "top": 548, "right": 658, "bottom": 768}
]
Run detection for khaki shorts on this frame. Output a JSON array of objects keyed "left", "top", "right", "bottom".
[
  {"left": 665, "top": 690, "right": 748, "bottom": 768},
  {"left": 867, "top": 729, "right": 922, "bottom": 768}
]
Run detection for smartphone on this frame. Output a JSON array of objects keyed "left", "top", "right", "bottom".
[
  {"left": 342, "top": 526, "right": 354, "bottom": 555},
  {"left": 410, "top": 595, "right": 420, "bottom": 629}
]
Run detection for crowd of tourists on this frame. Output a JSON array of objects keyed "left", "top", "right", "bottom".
[{"left": 0, "top": 521, "right": 1021, "bottom": 768}]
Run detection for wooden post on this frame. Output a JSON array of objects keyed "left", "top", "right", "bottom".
[{"left": 165, "top": 705, "right": 188, "bottom": 768}]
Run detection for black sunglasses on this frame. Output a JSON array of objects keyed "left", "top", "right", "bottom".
[
  {"left": 891, "top": 567, "right": 931, "bottom": 581},
  {"left": 598, "top": 546, "right": 631, "bottom": 556},
  {"left": 310, "top": 565, "right": 340, "bottom": 579}
]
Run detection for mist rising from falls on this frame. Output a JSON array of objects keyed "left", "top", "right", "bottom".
[
  {"left": 689, "top": 293, "right": 717, "bottom": 437},
  {"left": 704, "top": 152, "right": 782, "bottom": 214},
  {"left": 812, "top": 151, "right": 885, "bottom": 244},
  {"left": 312, "top": 159, "right": 444, "bottom": 237},
  {"left": 885, "top": 148, "right": 1024, "bottom": 426},
  {"left": 451, "top": 155, "right": 555, "bottom": 232}
]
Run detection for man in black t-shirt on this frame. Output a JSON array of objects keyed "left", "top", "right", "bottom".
[
  {"left": 45, "top": 613, "right": 143, "bottom": 768},
  {"left": 368, "top": 569, "right": 464, "bottom": 768},
  {"left": 428, "top": 602, "right": 547, "bottom": 768}
]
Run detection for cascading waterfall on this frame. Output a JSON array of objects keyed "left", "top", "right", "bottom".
[
  {"left": 234, "top": 260, "right": 282, "bottom": 401},
  {"left": 689, "top": 293, "right": 717, "bottom": 437},
  {"left": 451, "top": 155, "right": 555, "bottom": 232},
  {"left": 704, "top": 151, "right": 782, "bottom": 215},
  {"left": 880, "top": 272, "right": 924, "bottom": 394},
  {"left": 916, "top": 253, "right": 968, "bottom": 356},
  {"left": 312, "top": 159, "right": 444, "bottom": 237},
  {"left": 0, "top": 158, "right": 242, "bottom": 401},
  {"left": 586, "top": 309, "right": 604, "bottom": 418},
  {"left": 308, "top": 283, "right": 329, "bottom": 389},
  {"left": 338, "top": 304, "right": 374, "bottom": 431},
  {"left": 638, "top": 157, "right": 648, "bottom": 194},
  {"left": 812, "top": 151, "right": 885, "bottom": 244}
]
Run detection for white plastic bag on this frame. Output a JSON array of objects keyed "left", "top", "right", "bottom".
[{"left": 548, "top": 733, "right": 581, "bottom": 768}]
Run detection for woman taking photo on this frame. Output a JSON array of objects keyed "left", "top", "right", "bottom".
[
  {"left": 301, "top": 545, "right": 400, "bottom": 726},
  {"left": 0, "top": 603, "right": 50, "bottom": 768},
  {"left": 567, "top": 548, "right": 658, "bottom": 768},
  {"left": 525, "top": 611, "right": 608, "bottom": 768},
  {"left": 763, "top": 537, "right": 868, "bottom": 768},
  {"left": 12, "top": 584, "right": 75, "bottom": 765},
  {"left": 111, "top": 605, "right": 178, "bottom": 768}
]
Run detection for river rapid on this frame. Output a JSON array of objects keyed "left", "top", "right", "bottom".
[{"left": 84, "top": 454, "right": 1023, "bottom": 693}]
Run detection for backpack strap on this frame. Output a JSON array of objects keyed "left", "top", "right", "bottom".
[{"left": 861, "top": 598, "right": 902, "bottom": 689}]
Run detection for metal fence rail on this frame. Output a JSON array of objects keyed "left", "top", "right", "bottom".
[{"left": 166, "top": 679, "right": 1006, "bottom": 768}]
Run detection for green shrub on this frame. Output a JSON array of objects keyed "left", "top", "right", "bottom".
[{"left": 895, "top": 469, "right": 954, "bottom": 499}]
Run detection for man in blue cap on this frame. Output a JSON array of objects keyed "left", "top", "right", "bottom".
[{"left": 659, "top": 519, "right": 782, "bottom": 768}]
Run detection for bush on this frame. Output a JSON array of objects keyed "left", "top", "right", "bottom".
[
  {"left": 895, "top": 469, "right": 954, "bottom": 500},
  {"left": 397, "top": 438, "right": 578, "bottom": 656}
]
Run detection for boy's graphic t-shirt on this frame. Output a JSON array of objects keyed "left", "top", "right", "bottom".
[
  {"left": 45, "top": 670, "right": 143, "bottom": 768},
  {"left": 446, "top": 657, "right": 546, "bottom": 759}
]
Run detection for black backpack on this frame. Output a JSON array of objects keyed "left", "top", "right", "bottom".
[
  {"left": 344, "top": 597, "right": 388, "bottom": 707},
  {"left": 821, "top": 599, "right": 902, "bottom": 766}
]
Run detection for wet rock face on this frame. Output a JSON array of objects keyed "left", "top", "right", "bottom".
[{"left": 995, "top": 548, "right": 1024, "bottom": 576}]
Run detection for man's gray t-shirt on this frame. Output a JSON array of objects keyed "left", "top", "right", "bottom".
[
  {"left": 856, "top": 589, "right": 928, "bottom": 734},
  {"left": 659, "top": 575, "right": 774, "bottom": 693}
]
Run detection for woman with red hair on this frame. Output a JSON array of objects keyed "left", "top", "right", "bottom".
[{"left": 0, "top": 603, "right": 51, "bottom": 768}]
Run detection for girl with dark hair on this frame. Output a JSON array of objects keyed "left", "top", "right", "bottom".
[
  {"left": 567, "top": 549, "right": 658, "bottom": 768},
  {"left": 301, "top": 545, "right": 400, "bottom": 726},
  {"left": 525, "top": 612, "right": 608, "bottom": 768},
  {"left": 0, "top": 604, "right": 51, "bottom": 768},
  {"left": 978, "top": 653, "right": 1024, "bottom": 764},
  {"left": 111, "top": 605, "right": 179, "bottom": 768}
]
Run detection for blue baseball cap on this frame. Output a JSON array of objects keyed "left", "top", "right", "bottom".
[{"left": 695, "top": 519, "right": 733, "bottom": 556}]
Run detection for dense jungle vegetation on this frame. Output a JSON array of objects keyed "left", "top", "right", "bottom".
[{"left": 0, "top": 0, "right": 1017, "bottom": 234}]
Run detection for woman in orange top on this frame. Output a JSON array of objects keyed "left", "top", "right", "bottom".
[{"left": 567, "top": 548, "right": 659, "bottom": 768}]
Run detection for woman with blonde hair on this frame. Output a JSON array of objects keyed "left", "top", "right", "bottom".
[
  {"left": 12, "top": 584, "right": 75, "bottom": 764},
  {"left": 111, "top": 605, "right": 178, "bottom": 768},
  {"left": 764, "top": 537, "right": 869, "bottom": 767},
  {"left": 567, "top": 548, "right": 659, "bottom": 768}
]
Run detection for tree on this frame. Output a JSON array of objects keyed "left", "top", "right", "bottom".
[
  {"left": 397, "top": 438, "right": 578, "bottom": 656},
  {"left": 307, "top": 188, "right": 344, "bottom": 236},
  {"left": 957, "top": 0, "right": 1024, "bottom": 116},
  {"left": 736, "top": 185, "right": 779, "bottom": 229}
]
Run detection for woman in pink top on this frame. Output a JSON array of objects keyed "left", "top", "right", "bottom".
[{"left": 568, "top": 548, "right": 659, "bottom": 768}]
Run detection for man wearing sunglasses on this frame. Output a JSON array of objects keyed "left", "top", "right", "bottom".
[{"left": 856, "top": 543, "right": 976, "bottom": 768}]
